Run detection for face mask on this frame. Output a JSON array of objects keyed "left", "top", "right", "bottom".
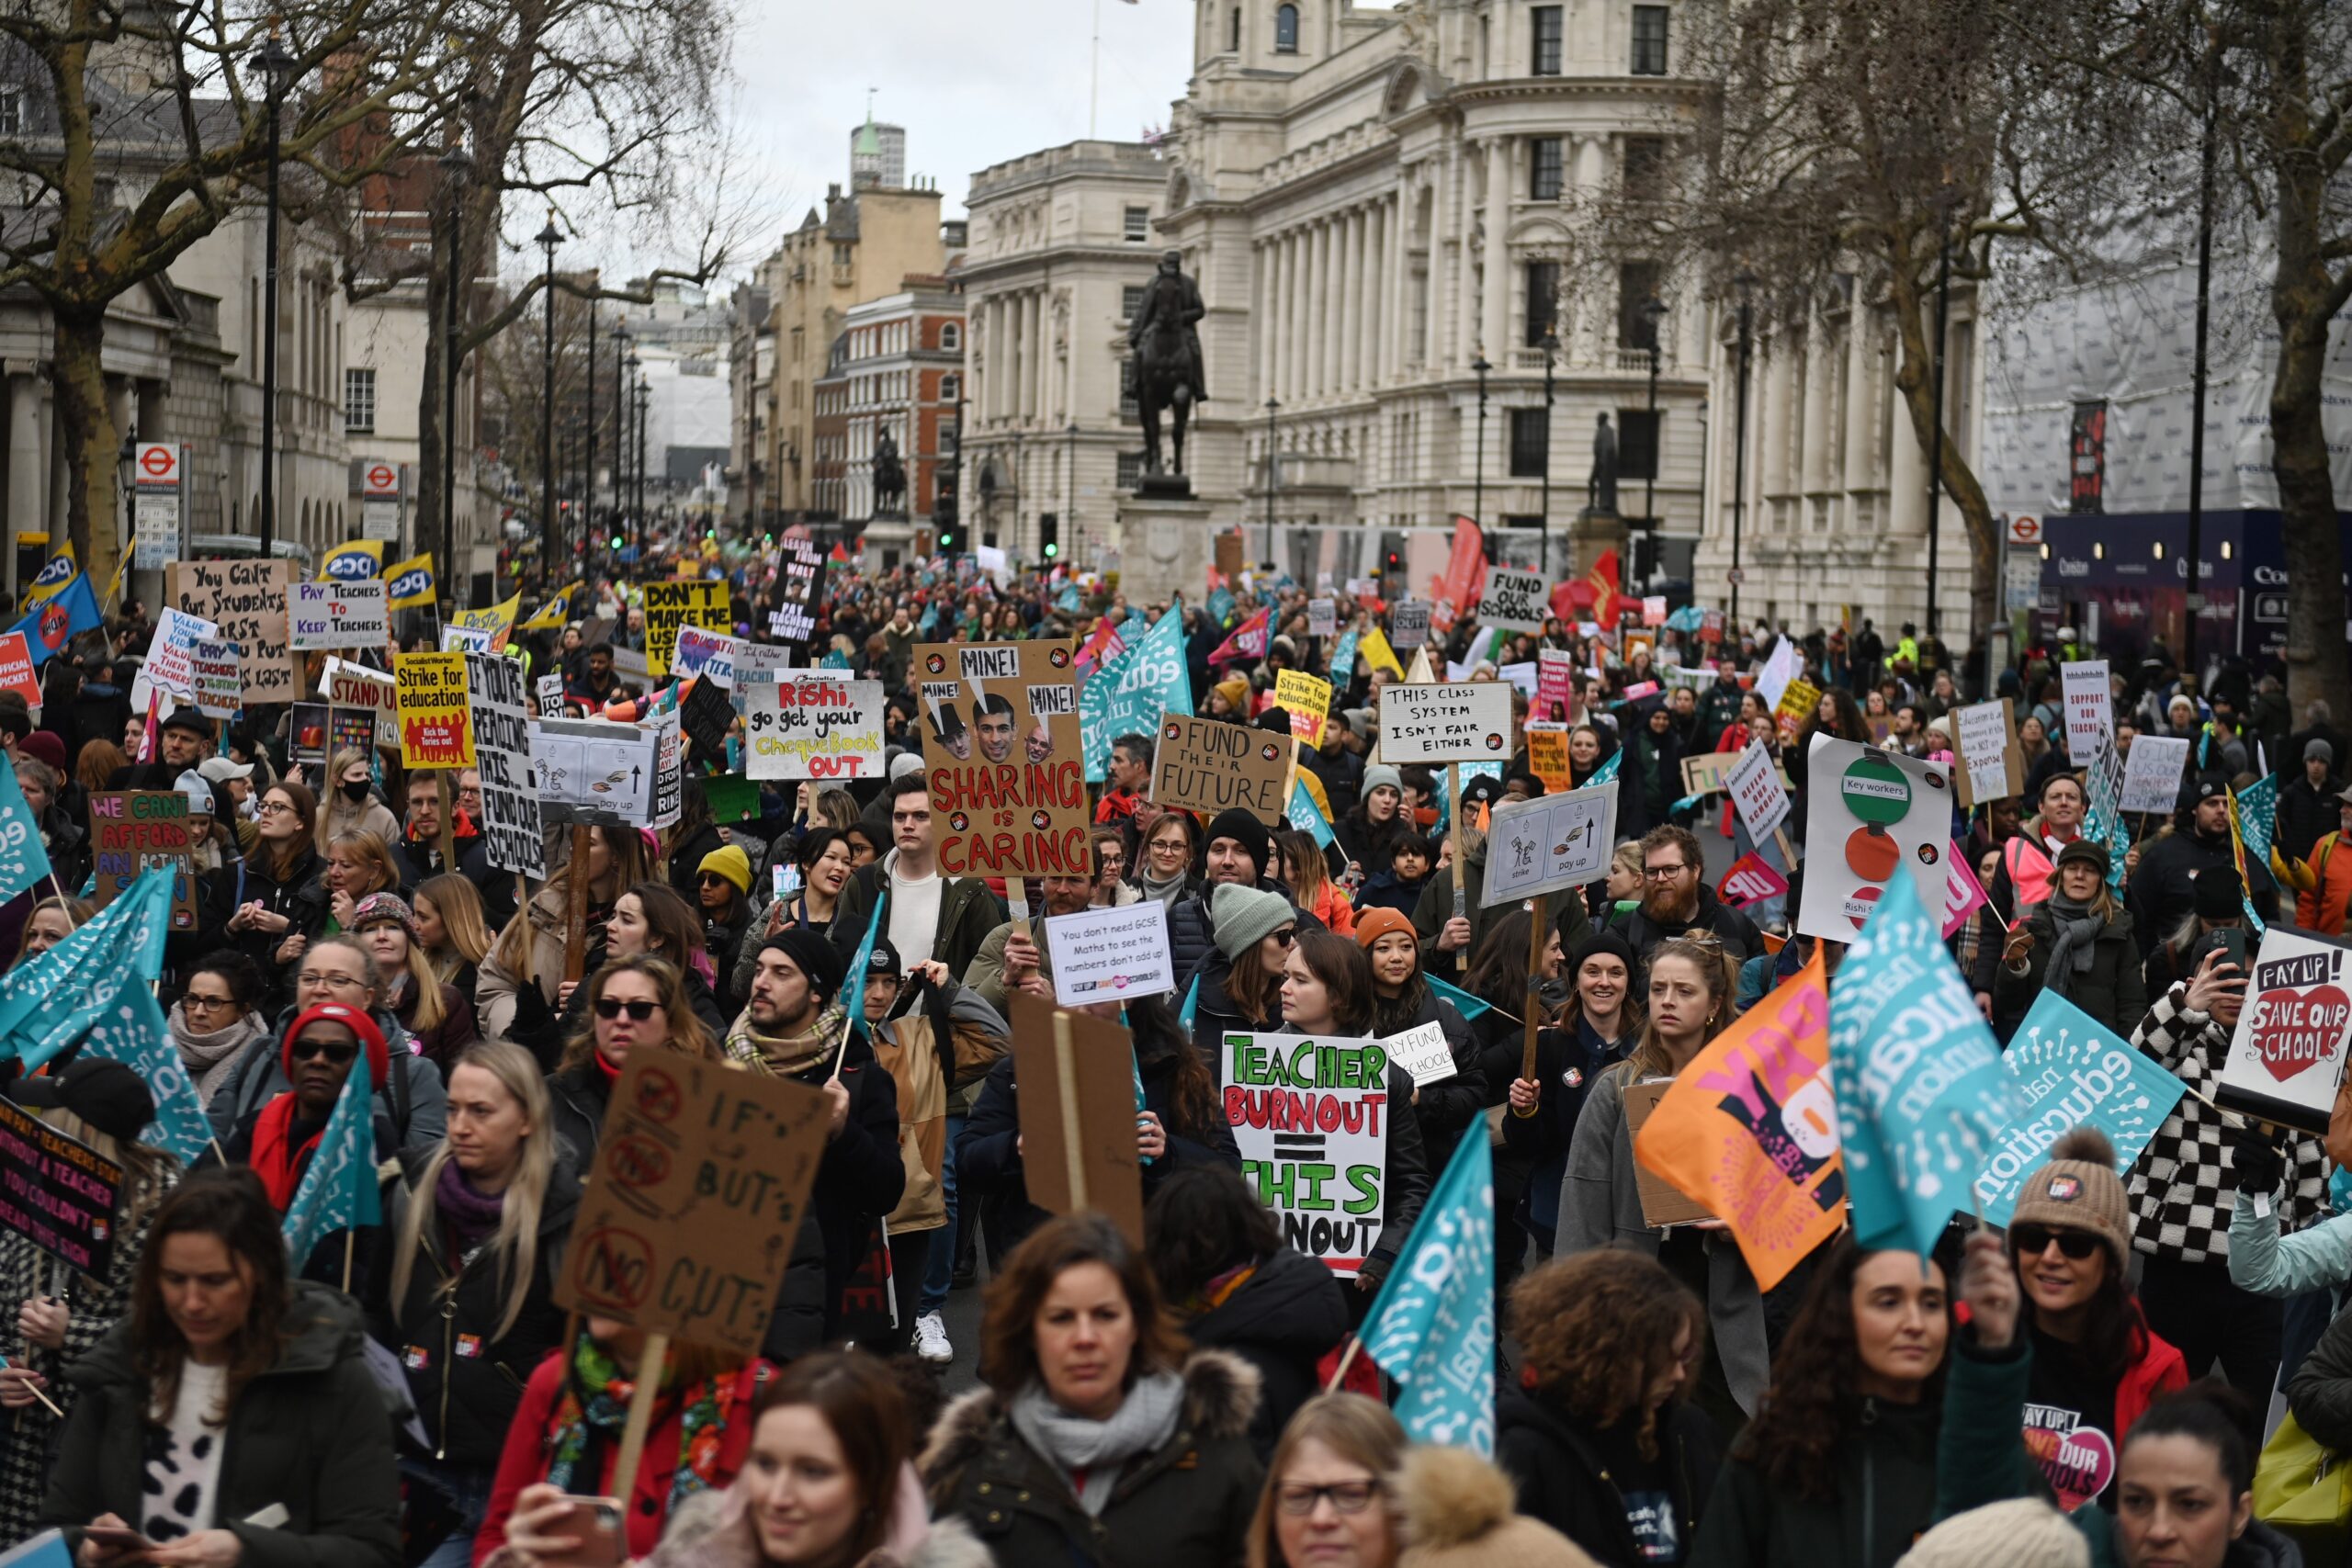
[{"left": 341, "top": 780, "right": 371, "bottom": 804}]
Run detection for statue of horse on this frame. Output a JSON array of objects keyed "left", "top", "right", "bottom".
[{"left": 1135, "top": 308, "right": 1193, "bottom": 479}]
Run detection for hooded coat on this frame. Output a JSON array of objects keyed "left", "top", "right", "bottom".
[
  {"left": 1178, "top": 1245, "right": 1351, "bottom": 1462},
  {"left": 1496, "top": 1383, "right": 1720, "bottom": 1568}
]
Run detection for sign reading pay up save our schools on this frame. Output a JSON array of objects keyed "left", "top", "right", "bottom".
[{"left": 2218, "top": 927, "right": 2352, "bottom": 1134}]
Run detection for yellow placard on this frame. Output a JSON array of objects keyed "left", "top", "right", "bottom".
[{"left": 394, "top": 651, "right": 476, "bottom": 769}]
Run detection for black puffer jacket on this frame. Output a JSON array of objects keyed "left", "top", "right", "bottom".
[
  {"left": 1182, "top": 1245, "right": 1350, "bottom": 1462},
  {"left": 1497, "top": 1382, "right": 1720, "bottom": 1568},
  {"left": 213, "top": 845, "right": 330, "bottom": 1010}
]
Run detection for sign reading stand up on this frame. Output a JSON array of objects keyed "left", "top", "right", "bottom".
[{"left": 2217, "top": 927, "right": 2352, "bottom": 1136}]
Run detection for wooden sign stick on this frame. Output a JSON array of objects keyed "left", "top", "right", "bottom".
[
  {"left": 562, "top": 823, "right": 594, "bottom": 986},
  {"left": 1052, "top": 1011, "right": 1089, "bottom": 1213},
  {"left": 1521, "top": 893, "right": 1546, "bottom": 1086},
  {"left": 609, "top": 1332, "right": 673, "bottom": 1507},
  {"left": 1773, "top": 826, "right": 1803, "bottom": 871}
]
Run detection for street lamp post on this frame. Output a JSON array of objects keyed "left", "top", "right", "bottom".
[
  {"left": 633, "top": 371, "right": 650, "bottom": 558},
  {"left": 610, "top": 323, "right": 630, "bottom": 547},
  {"left": 1641, "top": 297, "right": 1667, "bottom": 541},
  {"left": 583, "top": 306, "right": 597, "bottom": 552},
  {"left": 536, "top": 211, "right": 561, "bottom": 583},
  {"left": 1063, "top": 420, "right": 1079, "bottom": 564},
  {"left": 436, "top": 143, "right": 472, "bottom": 603},
  {"left": 1262, "top": 397, "right": 1279, "bottom": 571},
  {"left": 1731, "top": 270, "right": 1756, "bottom": 626},
  {"left": 1926, "top": 200, "right": 1955, "bottom": 641},
  {"left": 1472, "top": 354, "right": 1492, "bottom": 559},
  {"left": 1539, "top": 333, "right": 1557, "bottom": 577},
  {"left": 253, "top": 28, "right": 299, "bottom": 555}
]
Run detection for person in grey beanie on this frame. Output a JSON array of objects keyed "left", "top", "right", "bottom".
[{"left": 1187, "top": 881, "right": 1300, "bottom": 1066}]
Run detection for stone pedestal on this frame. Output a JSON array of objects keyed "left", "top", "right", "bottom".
[
  {"left": 1570, "top": 507, "right": 1628, "bottom": 580},
  {"left": 1114, "top": 491, "right": 1214, "bottom": 608}
]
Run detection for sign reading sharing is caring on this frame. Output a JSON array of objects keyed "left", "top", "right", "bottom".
[{"left": 1972, "top": 991, "right": 2188, "bottom": 1227}]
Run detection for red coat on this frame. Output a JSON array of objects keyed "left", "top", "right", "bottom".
[
  {"left": 473, "top": 1350, "right": 770, "bottom": 1564},
  {"left": 2116, "top": 1313, "right": 2190, "bottom": 1442}
]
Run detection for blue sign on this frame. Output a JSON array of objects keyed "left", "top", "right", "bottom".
[
  {"left": 1828, "top": 863, "right": 2028, "bottom": 1255},
  {"left": 1971, "top": 991, "right": 2187, "bottom": 1227},
  {"left": 1360, "top": 1133, "right": 1495, "bottom": 1453},
  {"left": 281, "top": 1064, "right": 382, "bottom": 1270},
  {"left": 1287, "top": 779, "right": 1335, "bottom": 850},
  {"left": 1327, "top": 626, "right": 1362, "bottom": 687},
  {"left": 1080, "top": 610, "right": 1192, "bottom": 784},
  {"left": 0, "top": 753, "right": 54, "bottom": 904}
]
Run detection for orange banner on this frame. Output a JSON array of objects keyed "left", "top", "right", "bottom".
[{"left": 1632, "top": 951, "right": 1846, "bottom": 1290}]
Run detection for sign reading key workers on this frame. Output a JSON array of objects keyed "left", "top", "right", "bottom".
[
  {"left": 560, "top": 1055, "right": 831, "bottom": 1356},
  {"left": 1377, "top": 682, "right": 1512, "bottom": 764},
  {"left": 1151, "top": 713, "right": 1291, "bottom": 821},
  {"left": 913, "top": 639, "right": 1088, "bottom": 877}
]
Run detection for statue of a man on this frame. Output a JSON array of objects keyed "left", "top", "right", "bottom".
[
  {"left": 872, "top": 428, "right": 906, "bottom": 513},
  {"left": 1128, "top": 249, "right": 1209, "bottom": 405},
  {"left": 1589, "top": 412, "right": 1620, "bottom": 515}
]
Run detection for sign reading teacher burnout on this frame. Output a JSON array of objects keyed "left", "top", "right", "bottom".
[
  {"left": 1151, "top": 713, "right": 1290, "bottom": 821},
  {"left": 913, "top": 640, "right": 1088, "bottom": 878},
  {"left": 1222, "top": 1031, "right": 1393, "bottom": 1277},
  {"left": 744, "top": 675, "right": 885, "bottom": 781},
  {"left": 1377, "top": 682, "right": 1512, "bottom": 764}
]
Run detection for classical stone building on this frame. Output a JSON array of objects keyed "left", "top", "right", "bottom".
[{"left": 814, "top": 283, "right": 965, "bottom": 568}]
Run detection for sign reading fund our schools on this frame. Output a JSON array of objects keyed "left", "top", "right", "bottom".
[
  {"left": 2218, "top": 926, "right": 2352, "bottom": 1135},
  {"left": 1476, "top": 567, "right": 1547, "bottom": 634},
  {"left": 745, "top": 676, "right": 885, "bottom": 781},
  {"left": 463, "top": 653, "right": 545, "bottom": 880},
  {"left": 914, "top": 640, "right": 1087, "bottom": 877},
  {"left": 1222, "top": 1032, "right": 1391, "bottom": 1278},
  {"left": 1378, "top": 683, "right": 1512, "bottom": 763},
  {"left": 640, "top": 581, "right": 729, "bottom": 680}
]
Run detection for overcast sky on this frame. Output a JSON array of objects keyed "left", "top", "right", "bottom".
[{"left": 740, "top": 0, "right": 1197, "bottom": 238}]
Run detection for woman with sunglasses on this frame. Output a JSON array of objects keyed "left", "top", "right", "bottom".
[
  {"left": 1188, "top": 883, "right": 1303, "bottom": 1065},
  {"left": 547, "top": 955, "right": 724, "bottom": 1170},
  {"left": 1999, "top": 1129, "right": 2187, "bottom": 1513},
  {"left": 170, "top": 951, "right": 272, "bottom": 1107}
]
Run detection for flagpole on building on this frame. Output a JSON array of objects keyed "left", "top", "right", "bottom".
[{"left": 1089, "top": 0, "right": 1101, "bottom": 140}]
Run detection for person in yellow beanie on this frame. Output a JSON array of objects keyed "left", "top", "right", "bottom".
[
  {"left": 696, "top": 843, "right": 755, "bottom": 1013},
  {"left": 1210, "top": 673, "right": 1254, "bottom": 722}
]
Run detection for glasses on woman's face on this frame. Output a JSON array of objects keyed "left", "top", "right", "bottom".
[
  {"left": 257, "top": 799, "right": 297, "bottom": 818},
  {"left": 300, "top": 970, "right": 369, "bottom": 998},
  {"left": 182, "top": 990, "right": 236, "bottom": 1015},
  {"left": 1269, "top": 927, "right": 1297, "bottom": 948},
  {"left": 1274, "top": 1480, "right": 1380, "bottom": 1516},
  {"left": 2009, "top": 1224, "right": 2100, "bottom": 1260},
  {"left": 594, "top": 997, "right": 662, "bottom": 1021}
]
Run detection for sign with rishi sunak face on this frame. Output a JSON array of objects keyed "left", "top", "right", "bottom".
[{"left": 913, "top": 640, "right": 1088, "bottom": 877}]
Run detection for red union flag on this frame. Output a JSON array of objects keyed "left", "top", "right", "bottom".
[{"left": 1718, "top": 853, "right": 1789, "bottom": 909}]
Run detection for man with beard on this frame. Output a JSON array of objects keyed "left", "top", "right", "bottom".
[
  {"left": 1611, "top": 823, "right": 1763, "bottom": 968},
  {"left": 965, "top": 869, "right": 1095, "bottom": 1013},
  {"left": 2129, "top": 774, "right": 2279, "bottom": 955},
  {"left": 728, "top": 930, "right": 906, "bottom": 1335},
  {"left": 975, "top": 694, "right": 1016, "bottom": 762}
]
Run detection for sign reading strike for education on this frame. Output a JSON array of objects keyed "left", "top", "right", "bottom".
[
  {"left": 2121, "top": 735, "right": 2194, "bottom": 817},
  {"left": 1080, "top": 609, "right": 1190, "bottom": 784},
  {"left": 1009, "top": 994, "right": 1147, "bottom": 1247},
  {"left": 1481, "top": 784, "right": 1617, "bottom": 905},
  {"left": 913, "top": 640, "right": 1087, "bottom": 878},
  {"left": 1151, "top": 713, "right": 1291, "bottom": 822},
  {"left": 190, "top": 638, "right": 241, "bottom": 720},
  {"left": 2217, "top": 926, "right": 2352, "bottom": 1135},
  {"left": 1377, "top": 682, "right": 1512, "bottom": 764},
  {"left": 463, "top": 652, "right": 544, "bottom": 880},
  {"left": 673, "top": 625, "right": 739, "bottom": 690},
  {"left": 1043, "top": 899, "right": 1175, "bottom": 1005},
  {"left": 0, "top": 1098, "right": 121, "bottom": 1276},
  {"left": 87, "top": 791, "right": 198, "bottom": 930},
  {"left": 1794, "top": 736, "right": 1953, "bottom": 942},
  {"left": 745, "top": 675, "right": 885, "bottom": 781},
  {"left": 394, "top": 652, "right": 475, "bottom": 770},
  {"left": 1476, "top": 566, "right": 1547, "bottom": 633},
  {"left": 1973, "top": 991, "right": 2188, "bottom": 1227},
  {"left": 1223, "top": 1032, "right": 1392, "bottom": 1277},
  {"left": 534, "top": 718, "right": 658, "bottom": 825},
  {"left": 1952, "top": 699, "right": 2024, "bottom": 810},
  {"left": 559, "top": 1054, "right": 831, "bottom": 1357},
  {"left": 1772, "top": 677, "right": 1821, "bottom": 745},
  {"left": 1724, "top": 740, "right": 1792, "bottom": 840},
  {"left": 1382, "top": 1021, "right": 1457, "bottom": 1089},
  {"left": 1275, "top": 670, "right": 1332, "bottom": 747},
  {"left": 167, "top": 559, "right": 295, "bottom": 705},
  {"left": 640, "top": 581, "right": 730, "bottom": 680},
  {"left": 1634, "top": 955, "right": 1843, "bottom": 1290},
  {"left": 288, "top": 581, "right": 389, "bottom": 651},
  {"left": 2060, "top": 660, "right": 2112, "bottom": 761}
]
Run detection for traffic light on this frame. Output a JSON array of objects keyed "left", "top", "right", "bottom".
[
  {"left": 1040, "top": 513, "right": 1059, "bottom": 561},
  {"left": 939, "top": 528, "right": 956, "bottom": 550}
]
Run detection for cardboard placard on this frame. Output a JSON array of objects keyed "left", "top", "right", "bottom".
[
  {"left": 648, "top": 711, "right": 684, "bottom": 832},
  {"left": 463, "top": 652, "right": 544, "bottom": 880},
  {"left": 87, "top": 791, "right": 198, "bottom": 931},
  {"left": 2121, "top": 736, "right": 2193, "bottom": 816},
  {"left": 1679, "top": 751, "right": 1740, "bottom": 797},
  {"left": 1383, "top": 1021, "right": 1457, "bottom": 1089},
  {"left": 558, "top": 1053, "right": 831, "bottom": 1356},
  {"left": 139, "top": 607, "right": 216, "bottom": 705},
  {"left": 2217, "top": 927, "right": 2352, "bottom": 1136},
  {"left": 641, "top": 581, "right": 730, "bottom": 680},
  {"left": 167, "top": 560, "right": 295, "bottom": 705},
  {"left": 190, "top": 638, "right": 242, "bottom": 720},
  {"left": 674, "top": 626, "right": 739, "bottom": 689},
  {"left": 1150, "top": 713, "right": 1290, "bottom": 822},
  {"left": 1388, "top": 599, "right": 1430, "bottom": 647},
  {"left": 0, "top": 1100, "right": 121, "bottom": 1275},
  {"left": 288, "top": 581, "right": 390, "bottom": 651},
  {"left": 1724, "top": 741, "right": 1792, "bottom": 840},
  {"left": 1221, "top": 1031, "right": 1392, "bottom": 1277},
  {"left": 533, "top": 718, "right": 659, "bottom": 825},
  {"left": 1043, "top": 899, "right": 1176, "bottom": 1005},
  {"left": 913, "top": 640, "right": 1087, "bottom": 877},
  {"left": 394, "top": 652, "right": 475, "bottom": 769},
  {"left": 1377, "top": 682, "right": 1513, "bottom": 764},
  {"left": 1009, "top": 994, "right": 1147, "bottom": 1247},
  {"left": 324, "top": 658, "right": 400, "bottom": 749},
  {"left": 1794, "top": 737, "right": 1954, "bottom": 941},
  {"left": 1275, "top": 670, "right": 1332, "bottom": 747},
  {"left": 1951, "top": 699, "right": 2024, "bottom": 809},
  {"left": 1215, "top": 532, "right": 1245, "bottom": 580},
  {"left": 1623, "top": 1078, "right": 1717, "bottom": 1228},
  {"left": 1476, "top": 566, "right": 1546, "bottom": 633},
  {"left": 1481, "top": 783, "right": 1617, "bottom": 904},
  {"left": 1525, "top": 723, "right": 1570, "bottom": 794},
  {"left": 744, "top": 675, "right": 887, "bottom": 781}
]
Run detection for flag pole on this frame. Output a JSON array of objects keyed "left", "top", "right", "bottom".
[{"left": 1323, "top": 1336, "right": 1363, "bottom": 1393}]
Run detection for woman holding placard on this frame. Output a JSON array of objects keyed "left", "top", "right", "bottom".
[
  {"left": 1993, "top": 840, "right": 2147, "bottom": 1040},
  {"left": 1507, "top": 931, "right": 1645, "bottom": 1256},
  {"left": 1273, "top": 929, "right": 1430, "bottom": 1299},
  {"left": 1559, "top": 934, "right": 1770, "bottom": 1429},
  {"left": 1356, "top": 908, "right": 1483, "bottom": 1168}
]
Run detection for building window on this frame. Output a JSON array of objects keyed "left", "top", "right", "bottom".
[
  {"left": 1631, "top": 5, "right": 1668, "bottom": 73},
  {"left": 1509, "top": 408, "right": 1549, "bottom": 478},
  {"left": 0, "top": 89, "right": 22, "bottom": 137},
  {"left": 1116, "top": 451, "right": 1144, "bottom": 489},
  {"left": 1623, "top": 135, "right": 1667, "bottom": 195},
  {"left": 1122, "top": 285, "right": 1146, "bottom": 321},
  {"left": 1119, "top": 358, "right": 1140, "bottom": 420},
  {"left": 1619, "top": 260, "right": 1664, "bottom": 350},
  {"left": 1531, "top": 6, "right": 1563, "bottom": 73},
  {"left": 940, "top": 321, "right": 961, "bottom": 352},
  {"left": 1274, "top": 3, "right": 1298, "bottom": 52},
  {"left": 1123, "top": 207, "right": 1151, "bottom": 243},
  {"left": 941, "top": 373, "right": 961, "bottom": 402},
  {"left": 831, "top": 243, "right": 853, "bottom": 265},
  {"left": 1618, "top": 409, "right": 1661, "bottom": 485},
  {"left": 1530, "top": 138, "right": 1564, "bottom": 201},
  {"left": 1524, "top": 261, "right": 1560, "bottom": 347},
  {"left": 343, "top": 368, "right": 375, "bottom": 434},
  {"left": 1228, "top": 4, "right": 1240, "bottom": 51}
]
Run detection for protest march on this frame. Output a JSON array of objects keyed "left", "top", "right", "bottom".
[{"left": 0, "top": 518, "right": 2339, "bottom": 1568}]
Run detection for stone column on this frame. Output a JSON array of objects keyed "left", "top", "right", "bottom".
[
  {"left": 1452, "top": 142, "right": 1478, "bottom": 367},
  {"left": 1801, "top": 308, "right": 1832, "bottom": 502},
  {"left": 1888, "top": 328, "right": 1928, "bottom": 536},
  {"left": 1323, "top": 215, "right": 1344, "bottom": 397},
  {"left": 1842, "top": 284, "right": 1877, "bottom": 520},
  {"left": 1482, "top": 136, "right": 1510, "bottom": 360},
  {"left": 1343, "top": 207, "right": 1366, "bottom": 392},
  {"left": 1757, "top": 335, "right": 1789, "bottom": 525},
  {"left": 1259, "top": 241, "right": 1279, "bottom": 402},
  {"left": 1284, "top": 230, "right": 1304, "bottom": 403}
]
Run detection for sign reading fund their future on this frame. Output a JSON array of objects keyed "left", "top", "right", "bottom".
[
  {"left": 1377, "top": 683, "right": 1513, "bottom": 764},
  {"left": 1152, "top": 713, "right": 1290, "bottom": 821},
  {"left": 2218, "top": 926, "right": 2352, "bottom": 1135}
]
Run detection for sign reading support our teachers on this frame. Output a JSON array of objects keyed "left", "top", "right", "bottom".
[{"left": 1221, "top": 1032, "right": 1392, "bottom": 1278}]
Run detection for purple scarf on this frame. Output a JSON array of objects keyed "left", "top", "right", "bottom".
[{"left": 435, "top": 1160, "right": 508, "bottom": 1258}]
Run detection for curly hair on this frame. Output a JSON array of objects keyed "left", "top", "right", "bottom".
[
  {"left": 1733, "top": 1235, "right": 1958, "bottom": 1502},
  {"left": 1510, "top": 1251, "right": 1703, "bottom": 1461}
]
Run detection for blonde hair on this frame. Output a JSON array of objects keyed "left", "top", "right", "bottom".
[
  {"left": 558, "top": 955, "right": 720, "bottom": 1073},
  {"left": 415, "top": 874, "right": 494, "bottom": 981},
  {"left": 356, "top": 912, "right": 447, "bottom": 1034},
  {"left": 1624, "top": 935, "right": 1733, "bottom": 1079},
  {"left": 327, "top": 830, "right": 401, "bottom": 904},
  {"left": 388, "top": 1043, "right": 553, "bottom": 1338},
  {"left": 316, "top": 748, "right": 376, "bottom": 852},
  {"left": 1245, "top": 1395, "right": 1407, "bottom": 1568}
]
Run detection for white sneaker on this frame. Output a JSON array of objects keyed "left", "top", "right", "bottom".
[{"left": 914, "top": 1311, "right": 953, "bottom": 1365}]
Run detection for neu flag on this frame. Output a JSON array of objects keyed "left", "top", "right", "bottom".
[
  {"left": 0, "top": 753, "right": 53, "bottom": 902},
  {"left": 1327, "top": 626, "right": 1362, "bottom": 686},
  {"left": 6, "top": 572, "right": 100, "bottom": 671},
  {"left": 842, "top": 897, "right": 885, "bottom": 1043},
  {"left": 281, "top": 1064, "right": 383, "bottom": 1270},
  {"left": 0, "top": 869, "right": 172, "bottom": 1067},
  {"left": 1209, "top": 607, "right": 1271, "bottom": 666},
  {"left": 1360, "top": 1132, "right": 1496, "bottom": 1454},
  {"left": 1287, "top": 779, "right": 1336, "bottom": 851},
  {"left": 1828, "top": 862, "right": 2027, "bottom": 1256},
  {"left": 75, "top": 979, "right": 212, "bottom": 1165},
  {"left": 1080, "top": 607, "right": 1191, "bottom": 783},
  {"left": 1587, "top": 747, "right": 1622, "bottom": 788}
]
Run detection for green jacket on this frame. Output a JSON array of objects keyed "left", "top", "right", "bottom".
[{"left": 1409, "top": 844, "right": 1594, "bottom": 984}]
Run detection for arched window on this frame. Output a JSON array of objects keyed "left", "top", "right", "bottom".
[
  {"left": 1274, "top": 4, "right": 1298, "bottom": 52},
  {"left": 941, "top": 321, "right": 961, "bottom": 352}
]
